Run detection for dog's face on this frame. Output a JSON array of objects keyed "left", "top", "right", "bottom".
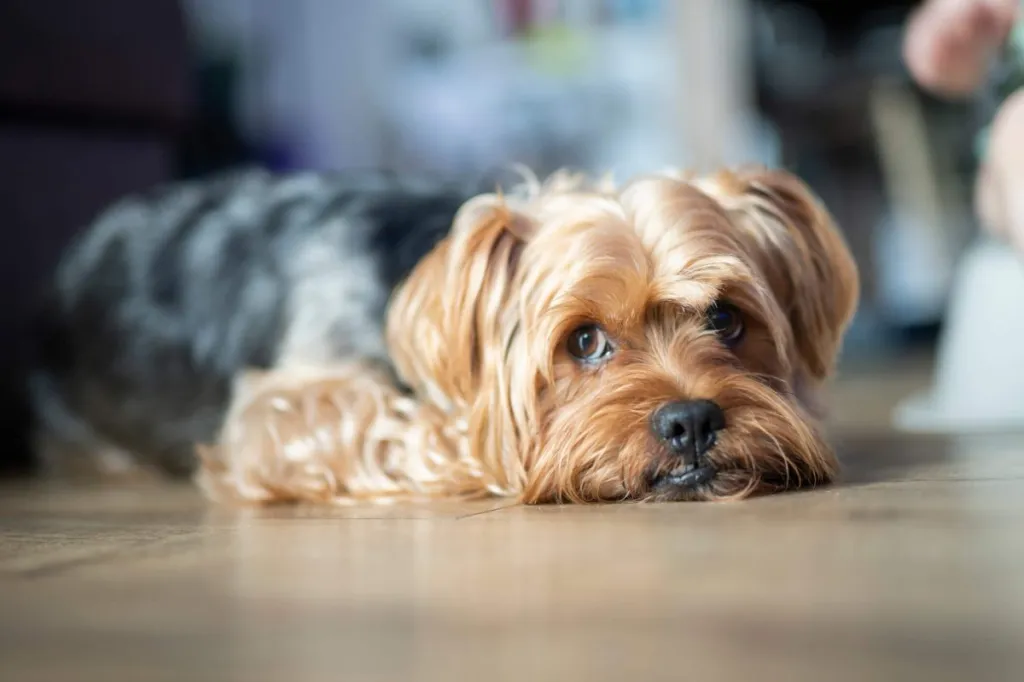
[{"left": 388, "top": 167, "right": 859, "bottom": 503}]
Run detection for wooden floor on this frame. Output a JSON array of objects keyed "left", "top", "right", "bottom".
[{"left": 3, "top": 362, "right": 1024, "bottom": 681}]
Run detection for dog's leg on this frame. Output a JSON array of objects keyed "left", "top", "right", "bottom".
[
  {"left": 195, "top": 363, "right": 494, "bottom": 505},
  {"left": 27, "top": 372, "right": 157, "bottom": 481}
]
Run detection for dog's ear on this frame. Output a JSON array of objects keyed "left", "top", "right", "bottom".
[
  {"left": 386, "top": 194, "right": 534, "bottom": 410},
  {"left": 708, "top": 167, "right": 860, "bottom": 382}
]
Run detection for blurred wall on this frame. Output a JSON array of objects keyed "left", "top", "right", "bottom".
[
  {"left": 181, "top": 0, "right": 777, "bottom": 178},
  {"left": 182, "top": 0, "right": 390, "bottom": 171},
  {"left": 0, "top": 0, "right": 193, "bottom": 473}
]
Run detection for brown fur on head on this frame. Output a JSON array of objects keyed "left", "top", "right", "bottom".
[
  {"left": 385, "top": 166, "right": 858, "bottom": 503},
  {"left": 199, "top": 166, "right": 859, "bottom": 505}
]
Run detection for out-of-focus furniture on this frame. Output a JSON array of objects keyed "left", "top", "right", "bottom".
[
  {"left": 895, "top": 239, "right": 1024, "bottom": 433},
  {"left": 0, "top": 0, "right": 193, "bottom": 474}
]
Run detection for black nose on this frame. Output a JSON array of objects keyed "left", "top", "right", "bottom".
[{"left": 651, "top": 399, "right": 726, "bottom": 464}]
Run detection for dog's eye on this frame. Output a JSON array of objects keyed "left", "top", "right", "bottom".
[
  {"left": 706, "top": 302, "right": 745, "bottom": 345},
  {"left": 567, "top": 324, "right": 613, "bottom": 363}
]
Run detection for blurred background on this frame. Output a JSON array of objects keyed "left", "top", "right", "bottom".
[{"left": 0, "top": 0, "right": 988, "bottom": 474}]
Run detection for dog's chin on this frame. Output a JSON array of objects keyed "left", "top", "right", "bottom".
[
  {"left": 645, "top": 462, "right": 795, "bottom": 502},
  {"left": 647, "top": 460, "right": 720, "bottom": 502}
]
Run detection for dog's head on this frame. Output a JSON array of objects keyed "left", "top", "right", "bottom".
[{"left": 387, "top": 167, "right": 859, "bottom": 502}]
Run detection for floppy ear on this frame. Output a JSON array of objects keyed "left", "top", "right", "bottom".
[
  {"left": 385, "top": 194, "right": 537, "bottom": 495},
  {"left": 385, "top": 193, "right": 533, "bottom": 410},
  {"left": 707, "top": 167, "right": 860, "bottom": 382}
]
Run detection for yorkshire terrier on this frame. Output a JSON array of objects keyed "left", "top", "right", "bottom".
[{"left": 30, "top": 164, "right": 858, "bottom": 504}]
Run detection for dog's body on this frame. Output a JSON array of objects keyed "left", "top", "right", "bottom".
[
  {"left": 31, "top": 165, "right": 859, "bottom": 504},
  {"left": 30, "top": 169, "right": 470, "bottom": 478}
]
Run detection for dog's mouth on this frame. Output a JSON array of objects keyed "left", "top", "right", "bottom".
[{"left": 651, "top": 461, "right": 718, "bottom": 491}]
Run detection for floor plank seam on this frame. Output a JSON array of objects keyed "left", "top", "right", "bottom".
[{"left": 6, "top": 532, "right": 205, "bottom": 581}]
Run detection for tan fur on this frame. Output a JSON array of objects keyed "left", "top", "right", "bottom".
[{"left": 198, "top": 166, "right": 860, "bottom": 505}]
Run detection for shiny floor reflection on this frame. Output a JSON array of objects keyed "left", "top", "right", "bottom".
[{"left": 2, "top": 431, "right": 1023, "bottom": 682}]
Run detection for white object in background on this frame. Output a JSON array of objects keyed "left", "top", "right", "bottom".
[
  {"left": 874, "top": 207, "right": 953, "bottom": 327},
  {"left": 895, "top": 239, "right": 1024, "bottom": 433}
]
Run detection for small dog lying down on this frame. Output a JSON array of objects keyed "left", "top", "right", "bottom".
[{"left": 30, "top": 165, "right": 859, "bottom": 504}]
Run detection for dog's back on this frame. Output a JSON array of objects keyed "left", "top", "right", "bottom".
[{"left": 30, "top": 168, "right": 468, "bottom": 477}]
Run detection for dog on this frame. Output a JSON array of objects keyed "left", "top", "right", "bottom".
[{"left": 29, "top": 164, "right": 859, "bottom": 504}]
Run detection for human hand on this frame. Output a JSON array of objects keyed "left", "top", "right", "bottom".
[{"left": 903, "top": 0, "right": 1018, "bottom": 97}]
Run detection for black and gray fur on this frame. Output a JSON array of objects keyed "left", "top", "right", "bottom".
[{"left": 29, "top": 168, "right": 473, "bottom": 476}]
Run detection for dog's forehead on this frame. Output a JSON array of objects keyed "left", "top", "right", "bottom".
[
  {"left": 529, "top": 179, "right": 740, "bottom": 252},
  {"left": 570, "top": 181, "right": 746, "bottom": 270},
  {"left": 524, "top": 198, "right": 756, "bottom": 334}
]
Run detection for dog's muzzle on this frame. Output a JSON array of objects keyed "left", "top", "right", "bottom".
[{"left": 650, "top": 399, "right": 725, "bottom": 488}]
